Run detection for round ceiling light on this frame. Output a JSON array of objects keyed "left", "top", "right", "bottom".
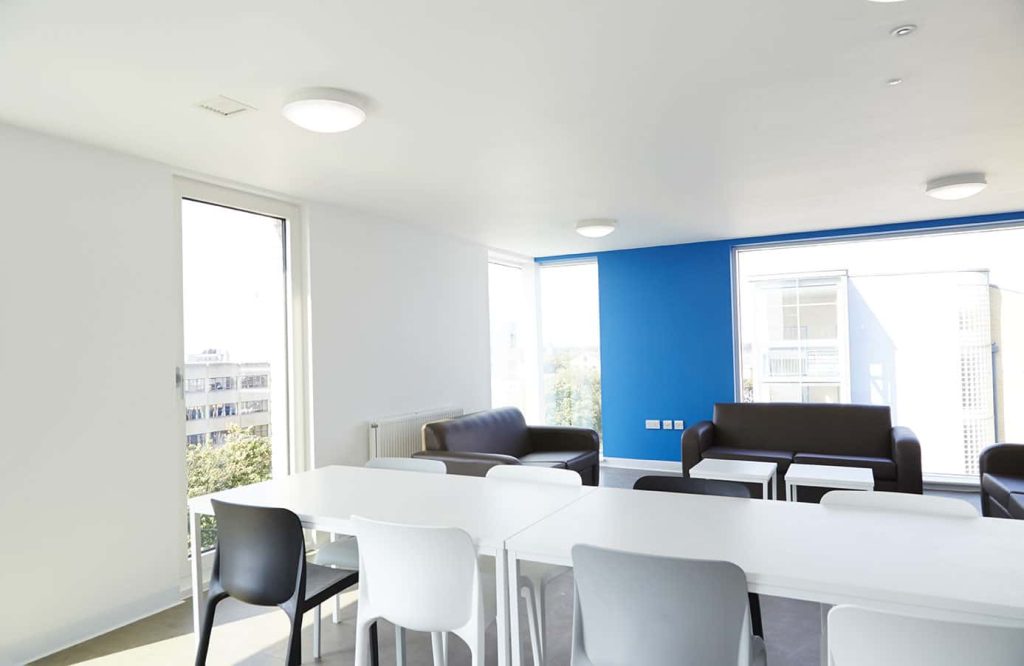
[
  {"left": 282, "top": 87, "right": 367, "bottom": 133},
  {"left": 925, "top": 173, "right": 988, "bottom": 201},
  {"left": 576, "top": 218, "right": 618, "bottom": 238}
]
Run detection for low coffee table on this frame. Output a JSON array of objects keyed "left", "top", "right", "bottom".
[
  {"left": 784, "top": 463, "right": 874, "bottom": 502},
  {"left": 689, "top": 458, "right": 778, "bottom": 500}
]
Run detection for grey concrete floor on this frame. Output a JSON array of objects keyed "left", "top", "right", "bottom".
[{"left": 33, "top": 466, "right": 982, "bottom": 666}]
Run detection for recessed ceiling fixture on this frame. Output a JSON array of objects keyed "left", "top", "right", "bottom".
[
  {"left": 890, "top": 24, "right": 917, "bottom": 37},
  {"left": 887, "top": 78, "right": 904, "bottom": 86},
  {"left": 282, "top": 87, "right": 367, "bottom": 133},
  {"left": 925, "top": 173, "right": 988, "bottom": 201},
  {"left": 576, "top": 218, "right": 618, "bottom": 238}
]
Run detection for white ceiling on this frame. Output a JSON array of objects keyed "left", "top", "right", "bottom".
[{"left": 2, "top": 0, "right": 1023, "bottom": 256}]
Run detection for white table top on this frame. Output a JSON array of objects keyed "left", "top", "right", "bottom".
[
  {"left": 506, "top": 486, "right": 1024, "bottom": 625},
  {"left": 690, "top": 458, "right": 777, "bottom": 482},
  {"left": 189, "top": 465, "right": 595, "bottom": 552},
  {"left": 785, "top": 463, "right": 874, "bottom": 488}
]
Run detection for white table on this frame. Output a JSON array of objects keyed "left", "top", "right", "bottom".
[
  {"left": 504, "top": 486, "right": 1024, "bottom": 666},
  {"left": 690, "top": 458, "right": 778, "bottom": 499},
  {"left": 785, "top": 463, "right": 874, "bottom": 501},
  {"left": 188, "top": 465, "right": 595, "bottom": 666}
]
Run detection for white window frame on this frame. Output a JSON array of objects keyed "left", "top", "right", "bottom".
[
  {"left": 487, "top": 249, "right": 541, "bottom": 422},
  {"left": 174, "top": 177, "right": 313, "bottom": 592}
]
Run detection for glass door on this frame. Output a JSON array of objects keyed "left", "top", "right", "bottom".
[{"left": 181, "top": 197, "right": 290, "bottom": 552}]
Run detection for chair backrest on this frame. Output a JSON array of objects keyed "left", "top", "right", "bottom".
[
  {"left": 828, "top": 605, "right": 1024, "bottom": 666},
  {"left": 713, "top": 402, "right": 893, "bottom": 457},
  {"left": 571, "top": 544, "right": 754, "bottom": 666},
  {"left": 211, "top": 499, "right": 306, "bottom": 606},
  {"left": 422, "top": 407, "right": 531, "bottom": 457},
  {"left": 353, "top": 516, "right": 480, "bottom": 632},
  {"left": 633, "top": 475, "right": 751, "bottom": 498},
  {"left": 366, "top": 457, "right": 447, "bottom": 474},
  {"left": 486, "top": 464, "right": 582, "bottom": 486},
  {"left": 821, "top": 490, "right": 978, "bottom": 517}
]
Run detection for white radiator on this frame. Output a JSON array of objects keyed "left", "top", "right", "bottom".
[{"left": 368, "top": 406, "right": 464, "bottom": 460}]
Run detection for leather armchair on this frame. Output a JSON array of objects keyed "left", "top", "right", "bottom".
[
  {"left": 979, "top": 443, "right": 1024, "bottom": 518},
  {"left": 682, "top": 403, "right": 922, "bottom": 501},
  {"left": 413, "top": 407, "right": 600, "bottom": 485}
]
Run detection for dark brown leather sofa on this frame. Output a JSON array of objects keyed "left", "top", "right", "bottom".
[
  {"left": 682, "top": 402, "right": 922, "bottom": 500},
  {"left": 413, "top": 407, "right": 601, "bottom": 485},
  {"left": 980, "top": 443, "right": 1024, "bottom": 519}
]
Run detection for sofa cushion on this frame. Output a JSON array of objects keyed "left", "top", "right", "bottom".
[
  {"left": 423, "top": 407, "right": 531, "bottom": 458},
  {"left": 792, "top": 453, "right": 897, "bottom": 482},
  {"left": 982, "top": 473, "right": 1024, "bottom": 507},
  {"left": 1008, "top": 494, "right": 1024, "bottom": 520},
  {"left": 713, "top": 402, "right": 893, "bottom": 458},
  {"left": 702, "top": 446, "right": 794, "bottom": 468},
  {"left": 520, "top": 449, "right": 599, "bottom": 473}
]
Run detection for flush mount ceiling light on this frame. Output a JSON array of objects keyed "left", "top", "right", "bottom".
[
  {"left": 890, "top": 24, "right": 917, "bottom": 37},
  {"left": 282, "top": 87, "right": 367, "bottom": 133},
  {"left": 576, "top": 218, "right": 618, "bottom": 238},
  {"left": 925, "top": 173, "right": 988, "bottom": 201}
]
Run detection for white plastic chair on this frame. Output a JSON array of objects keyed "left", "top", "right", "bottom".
[
  {"left": 353, "top": 516, "right": 496, "bottom": 666},
  {"left": 821, "top": 490, "right": 978, "bottom": 517},
  {"left": 315, "top": 457, "right": 447, "bottom": 664},
  {"left": 571, "top": 544, "right": 766, "bottom": 666},
  {"left": 828, "top": 605, "right": 1024, "bottom": 665},
  {"left": 486, "top": 464, "right": 580, "bottom": 666}
]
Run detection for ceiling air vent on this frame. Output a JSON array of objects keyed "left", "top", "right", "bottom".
[{"left": 197, "top": 95, "right": 255, "bottom": 117}]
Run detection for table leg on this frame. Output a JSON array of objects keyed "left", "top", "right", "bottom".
[
  {"left": 762, "top": 480, "right": 768, "bottom": 501},
  {"left": 495, "top": 548, "right": 511, "bottom": 666},
  {"left": 190, "top": 508, "right": 203, "bottom": 645},
  {"left": 769, "top": 472, "right": 776, "bottom": 500},
  {"left": 820, "top": 603, "right": 831, "bottom": 666},
  {"left": 507, "top": 550, "right": 523, "bottom": 666}
]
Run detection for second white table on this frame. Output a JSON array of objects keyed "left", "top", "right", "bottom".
[
  {"left": 689, "top": 458, "right": 778, "bottom": 499},
  {"left": 784, "top": 463, "right": 873, "bottom": 501}
]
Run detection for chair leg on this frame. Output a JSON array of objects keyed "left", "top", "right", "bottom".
[
  {"left": 284, "top": 607, "right": 304, "bottom": 666},
  {"left": 521, "top": 585, "right": 542, "bottom": 666},
  {"left": 334, "top": 593, "right": 342, "bottom": 624},
  {"left": 194, "top": 591, "right": 226, "bottom": 666},
  {"left": 537, "top": 580, "right": 548, "bottom": 663},
  {"left": 313, "top": 604, "right": 322, "bottom": 659},
  {"left": 431, "top": 632, "right": 446, "bottom": 666},
  {"left": 749, "top": 593, "right": 764, "bottom": 639},
  {"left": 395, "top": 625, "right": 406, "bottom": 666},
  {"left": 355, "top": 616, "right": 379, "bottom": 666}
]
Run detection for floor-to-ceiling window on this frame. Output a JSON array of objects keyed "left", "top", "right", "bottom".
[
  {"left": 181, "top": 196, "right": 291, "bottom": 551},
  {"left": 538, "top": 260, "right": 602, "bottom": 435},
  {"left": 487, "top": 256, "right": 538, "bottom": 419},
  {"left": 735, "top": 223, "right": 1024, "bottom": 480}
]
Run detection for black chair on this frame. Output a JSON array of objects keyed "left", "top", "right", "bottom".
[
  {"left": 632, "top": 475, "right": 764, "bottom": 639},
  {"left": 196, "top": 500, "right": 379, "bottom": 666}
]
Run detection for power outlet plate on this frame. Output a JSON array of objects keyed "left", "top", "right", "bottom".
[
  {"left": 674, "top": 420, "right": 686, "bottom": 430},
  {"left": 645, "top": 419, "right": 661, "bottom": 430}
]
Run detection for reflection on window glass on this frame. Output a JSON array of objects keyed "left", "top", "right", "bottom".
[
  {"left": 489, "top": 262, "right": 531, "bottom": 413},
  {"left": 539, "top": 262, "right": 602, "bottom": 435},
  {"left": 737, "top": 225, "right": 1024, "bottom": 478}
]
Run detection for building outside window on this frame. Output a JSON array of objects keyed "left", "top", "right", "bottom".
[
  {"left": 240, "top": 399, "right": 269, "bottom": 414},
  {"left": 736, "top": 224, "right": 1024, "bottom": 479}
]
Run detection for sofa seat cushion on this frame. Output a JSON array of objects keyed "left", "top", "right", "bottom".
[
  {"left": 792, "top": 453, "right": 897, "bottom": 482},
  {"left": 702, "top": 446, "right": 794, "bottom": 468},
  {"left": 520, "top": 449, "right": 599, "bottom": 473},
  {"left": 982, "top": 473, "right": 1024, "bottom": 507},
  {"left": 1008, "top": 494, "right": 1024, "bottom": 520}
]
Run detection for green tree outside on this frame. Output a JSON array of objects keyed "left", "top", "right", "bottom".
[
  {"left": 186, "top": 424, "right": 272, "bottom": 551},
  {"left": 544, "top": 349, "right": 602, "bottom": 435}
]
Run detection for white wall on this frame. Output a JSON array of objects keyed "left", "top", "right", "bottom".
[
  {"left": 307, "top": 203, "right": 491, "bottom": 466},
  {"left": 0, "top": 124, "right": 185, "bottom": 664}
]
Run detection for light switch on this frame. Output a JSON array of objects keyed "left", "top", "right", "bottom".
[
  {"left": 645, "top": 419, "right": 661, "bottom": 430},
  {"left": 662, "top": 419, "right": 673, "bottom": 430},
  {"left": 674, "top": 420, "right": 686, "bottom": 430}
]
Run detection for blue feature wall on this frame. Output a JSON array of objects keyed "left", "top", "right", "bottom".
[{"left": 537, "top": 210, "right": 1024, "bottom": 462}]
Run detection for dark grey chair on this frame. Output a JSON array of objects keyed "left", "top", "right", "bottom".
[
  {"left": 980, "top": 443, "right": 1024, "bottom": 519},
  {"left": 571, "top": 544, "right": 766, "bottom": 666},
  {"left": 632, "top": 475, "right": 763, "bottom": 639},
  {"left": 195, "top": 500, "right": 379, "bottom": 666}
]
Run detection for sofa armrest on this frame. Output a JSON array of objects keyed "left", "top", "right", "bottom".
[
  {"left": 528, "top": 426, "right": 600, "bottom": 453},
  {"left": 979, "top": 443, "right": 1024, "bottom": 477},
  {"left": 892, "top": 426, "right": 923, "bottom": 494},
  {"left": 681, "top": 420, "right": 715, "bottom": 476},
  {"left": 411, "top": 450, "right": 520, "bottom": 477}
]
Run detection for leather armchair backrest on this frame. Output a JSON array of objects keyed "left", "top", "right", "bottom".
[
  {"left": 713, "top": 402, "right": 893, "bottom": 458},
  {"left": 423, "top": 407, "right": 532, "bottom": 457}
]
